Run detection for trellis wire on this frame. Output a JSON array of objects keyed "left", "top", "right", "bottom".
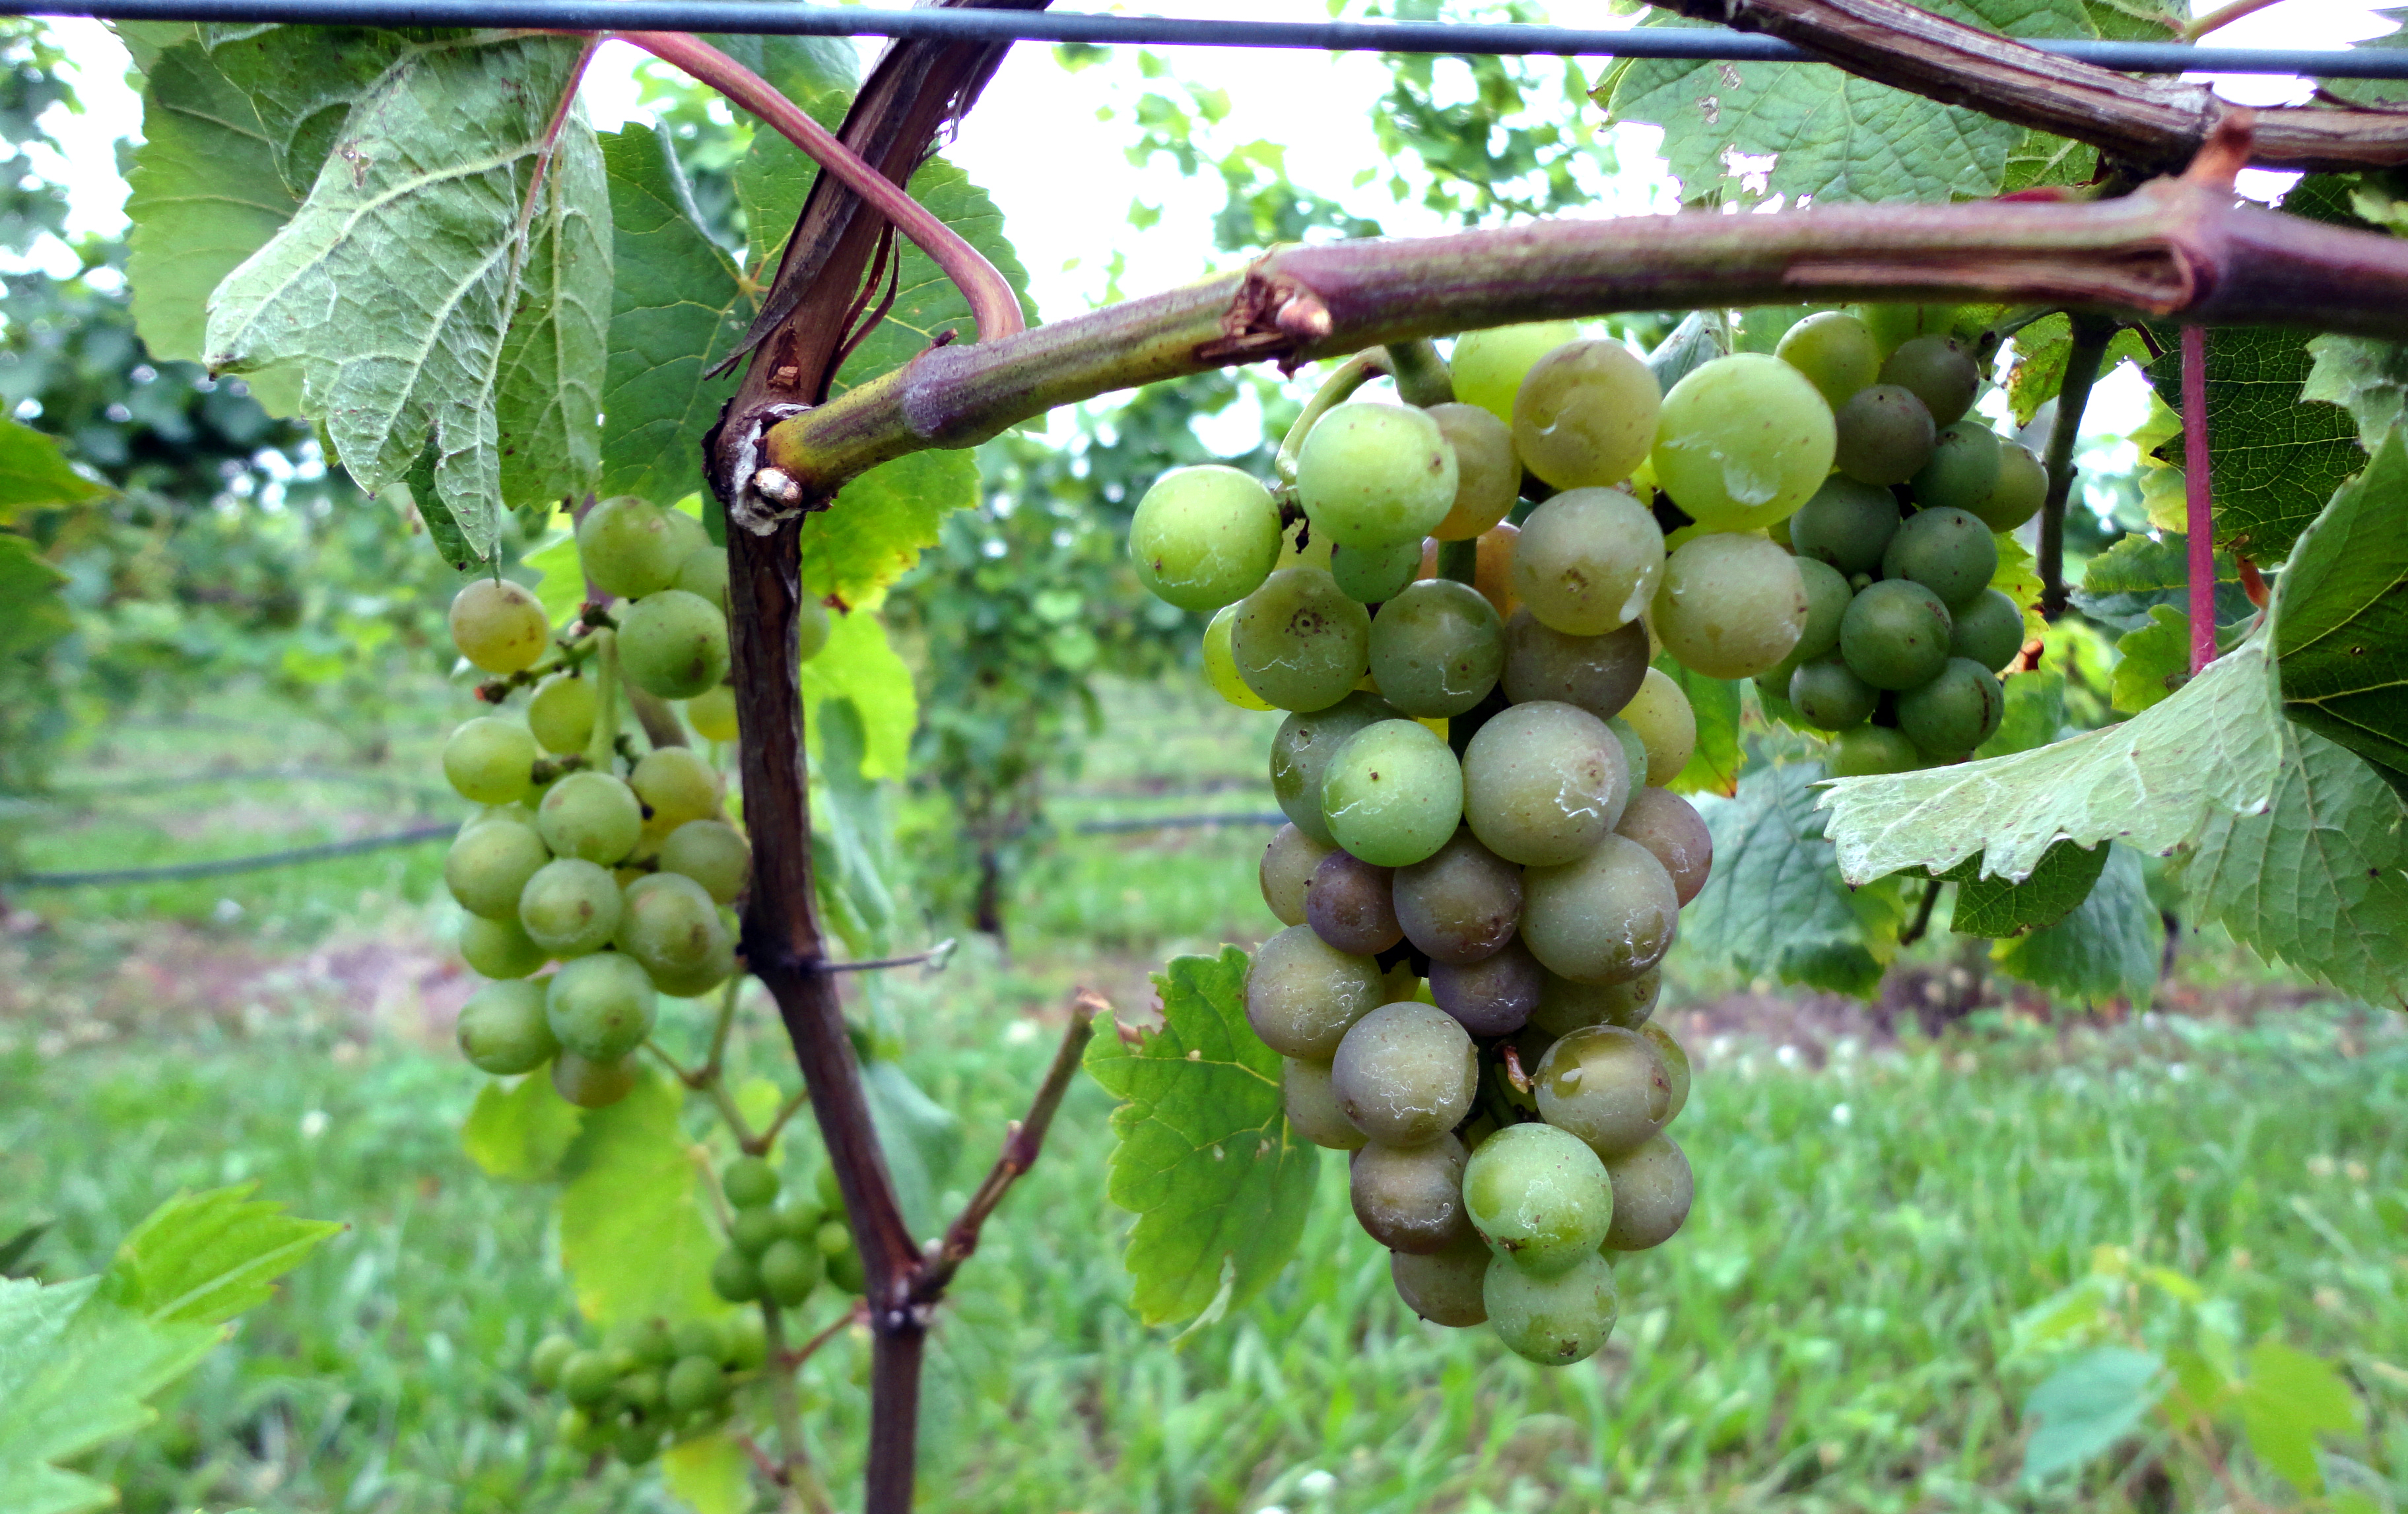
[{"left": 15, "top": 0, "right": 2408, "bottom": 78}]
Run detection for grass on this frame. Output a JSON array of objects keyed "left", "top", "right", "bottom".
[{"left": 5, "top": 680, "right": 2406, "bottom": 1514}]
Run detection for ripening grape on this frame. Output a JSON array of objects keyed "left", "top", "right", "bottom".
[
  {"left": 1500, "top": 610, "right": 1648, "bottom": 721},
  {"left": 1642, "top": 1022, "right": 1691, "bottom": 1122},
  {"left": 710, "top": 1247, "right": 762, "bottom": 1303},
  {"left": 1351, "top": 1134, "right": 1475, "bottom": 1253},
  {"left": 1510, "top": 338, "right": 1662, "bottom": 491},
  {"left": 658, "top": 818, "right": 749, "bottom": 904},
  {"left": 1898, "top": 656, "right": 2006, "bottom": 756},
  {"left": 1487, "top": 1248, "right": 1619, "bottom": 1366},
  {"left": 1509, "top": 488, "right": 1664, "bottom": 636},
  {"left": 1460, "top": 700, "right": 1628, "bottom": 866},
  {"left": 1452, "top": 321, "right": 1584, "bottom": 422},
  {"left": 1651, "top": 354, "right": 1837, "bottom": 531},
  {"left": 1330, "top": 537, "right": 1426, "bottom": 604},
  {"left": 1461, "top": 1121, "right": 1615, "bottom": 1276},
  {"left": 1269, "top": 692, "right": 1397, "bottom": 844},
  {"left": 1245, "top": 924, "right": 1386, "bottom": 1059},
  {"left": 1789, "top": 655, "right": 1879, "bottom": 731},
  {"left": 1472, "top": 520, "right": 1521, "bottom": 621},
  {"left": 529, "top": 1334, "right": 578, "bottom": 1389},
  {"left": 552, "top": 1049, "right": 638, "bottom": 1109},
  {"left": 450, "top": 578, "right": 551, "bottom": 674},
  {"left": 1606, "top": 715, "right": 1650, "bottom": 790},
  {"left": 1428, "top": 939, "right": 1543, "bottom": 1036},
  {"left": 1652, "top": 533, "right": 1809, "bottom": 680},
  {"left": 1840, "top": 579, "right": 1954, "bottom": 690},
  {"left": 630, "top": 746, "right": 722, "bottom": 830},
  {"left": 579, "top": 496, "right": 686, "bottom": 600},
  {"left": 1331, "top": 1001, "right": 1479, "bottom": 1146},
  {"left": 1615, "top": 787, "right": 1712, "bottom": 906},
  {"left": 1203, "top": 603, "right": 1279, "bottom": 713},
  {"left": 461, "top": 911, "right": 549, "bottom": 979},
  {"left": 1232, "top": 568, "right": 1373, "bottom": 713},
  {"left": 729, "top": 1208, "right": 782, "bottom": 1255},
  {"left": 1775, "top": 311, "right": 1882, "bottom": 408},
  {"left": 457, "top": 979, "right": 560, "bottom": 1074},
  {"left": 1534, "top": 1024, "right": 1672, "bottom": 1158},
  {"left": 759, "top": 1238, "right": 822, "bottom": 1305},
  {"left": 724, "top": 1155, "right": 780, "bottom": 1208},
  {"left": 1832, "top": 383, "right": 1938, "bottom": 486},
  {"left": 1619, "top": 669, "right": 1698, "bottom": 783},
  {"left": 1789, "top": 476, "right": 1902, "bottom": 577},
  {"left": 664, "top": 1355, "right": 729, "bottom": 1414},
  {"left": 674, "top": 541, "right": 729, "bottom": 614},
  {"left": 1910, "top": 421, "right": 2003, "bottom": 515},
  {"left": 620, "top": 589, "right": 731, "bottom": 700},
  {"left": 528, "top": 673, "right": 597, "bottom": 754},
  {"left": 1368, "top": 579, "right": 1504, "bottom": 716},
  {"left": 1950, "top": 587, "right": 2025, "bottom": 673},
  {"left": 1857, "top": 302, "right": 1957, "bottom": 356},
  {"left": 1529, "top": 966, "right": 1659, "bottom": 1037},
  {"left": 659, "top": 506, "right": 710, "bottom": 563},
  {"left": 560, "top": 1350, "right": 620, "bottom": 1406},
  {"left": 1127, "top": 465, "right": 1283, "bottom": 611},
  {"left": 796, "top": 593, "right": 831, "bottom": 663},
  {"left": 1392, "top": 828, "right": 1522, "bottom": 966},
  {"left": 1881, "top": 506, "right": 1998, "bottom": 609},
  {"left": 1603, "top": 1134, "right": 1693, "bottom": 1251},
  {"left": 1284, "top": 1057, "right": 1368, "bottom": 1150},
  {"left": 1878, "top": 334, "right": 1979, "bottom": 427},
  {"left": 1970, "top": 440, "right": 2048, "bottom": 532},
  {"left": 1320, "top": 719, "right": 1464, "bottom": 868},
  {"left": 1830, "top": 724, "right": 1923, "bottom": 777},
  {"left": 519, "top": 857, "right": 624, "bottom": 957},
  {"left": 1520, "top": 834, "right": 1680, "bottom": 985},
  {"left": 685, "top": 684, "right": 739, "bottom": 742},
  {"left": 1426, "top": 403, "right": 1520, "bottom": 541},
  {"left": 1296, "top": 403, "right": 1459, "bottom": 548},
  {"left": 1259, "top": 824, "right": 1335, "bottom": 927},
  {"left": 617, "top": 872, "right": 723, "bottom": 971},
  {"left": 538, "top": 772, "right": 646, "bottom": 865},
  {"left": 445, "top": 814, "right": 551, "bottom": 920},
  {"left": 546, "top": 952, "right": 657, "bottom": 1061},
  {"left": 1306, "top": 850, "right": 1403, "bottom": 955},
  {"left": 1391, "top": 1234, "right": 1492, "bottom": 1327},
  {"left": 1792, "top": 557, "right": 1852, "bottom": 665},
  {"left": 647, "top": 923, "right": 735, "bottom": 999},
  {"left": 444, "top": 717, "right": 539, "bottom": 806}
]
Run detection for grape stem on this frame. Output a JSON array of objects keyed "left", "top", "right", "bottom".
[
  {"left": 2036, "top": 314, "right": 2118, "bottom": 620},
  {"left": 1500, "top": 1042, "right": 1533, "bottom": 1096},
  {"left": 1384, "top": 339, "right": 1455, "bottom": 407},
  {"left": 2182, "top": 325, "right": 2219, "bottom": 675},
  {"left": 584, "top": 628, "right": 622, "bottom": 773},
  {"left": 755, "top": 1303, "right": 834, "bottom": 1514},
  {"left": 824, "top": 938, "right": 958, "bottom": 974},
  {"left": 1272, "top": 348, "right": 1394, "bottom": 485},
  {"left": 780, "top": 1299, "right": 869, "bottom": 1370},
  {"left": 1898, "top": 877, "right": 1944, "bottom": 948}
]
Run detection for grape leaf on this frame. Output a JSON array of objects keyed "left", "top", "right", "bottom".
[
  {"left": 1997, "top": 128, "right": 2098, "bottom": 197},
  {"left": 0, "top": 537, "right": 71, "bottom": 660},
  {"left": 1948, "top": 838, "right": 2108, "bottom": 937},
  {"left": 2302, "top": 334, "right": 2408, "bottom": 444},
  {"left": 460, "top": 1072, "right": 584, "bottom": 1181},
  {"left": 811, "top": 695, "right": 901, "bottom": 956},
  {"left": 2271, "top": 424, "right": 2408, "bottom": 786},
  {"left": 2181, "top": 725, "right": 2408, "bottom": 1008},
  {"left": 2004, "top": 314, "right": 2148, "bottom": 426},
  {"left": 799, "top": 449, "right": 982, "bottom": 607},
  {"left": 1991, "top": 843, "right": 2163, "bottom": 1005},
  {"left": 0, "top": 419, "right": 102, "bottom": 525},
  {"left": 2071, "top": 530, "right": 2250, "bottom": 636},
  {"left": 861, "top": 1059, "right": 963, "bottom": 1243},
  {"left": 0, "top": 1276, "right": 220, "bottom": 1514},
  {"left": 1652, "top": 655, "right": 1742, "bottom": 797},
  {"left": 2319, "top": 15, "right": 2408, "bottom": 107},
  {"left": 1980, "top": 669, "right": 2065, "bottom": 757},
  {"left": 2142, "top": 324, "right": 2360, "bottom": 564},
  {"left": 554, "top": 1072, "right": 720, "bottom": 1326},
  {"left": 798, "top": 599, "right": 917, "bottom": 781},
  {"left": 661, "top": 1433, "right": 753, "bottom": 1514},
  {"left": 1683, "top": 762, "right": 1906, "bottom": 998},
  {"left": 1991, "top": 531, "right": 2048, "bottom": 646},
  {"left": 2021, "top": 1346, "right": 2167, "bottom": 1484},
  {"left": 2111, "top": 605, "right": 2191, "bottom": 715},
  {"left": 94, "top": 1183, "right": 340, "bottom": 1327},
  {"left": 1083, "top": 946, "right": 1317, "bottom": 1329},
  {"left": 2236, "top": 1340, "right": 2362, "bottom": 1494}
]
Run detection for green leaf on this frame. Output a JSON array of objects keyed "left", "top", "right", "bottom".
[
  {"left": 1817, "top": 636, "right": 2284, "bottom": 884},
  {"left": 2020, "top": 1346, "right": 2167, "bottom": 1484},
  {"left": 811, "top": 695, "right": 900, "bottom": 956},
  {"left": 2182, "top": 723, "right": 2408, "bottom": 1008},
  {"left": 798, "top": 601, "right": 917, "bottom": 781},
  {"left": 2236, "top": 1339, "right": 2362, "bottom": 1494},
  {"left": 0, "top": 1277, "right": 220, "bottom": 1514},
  {"left": 2143, "top": 325, "right": 2361, "bottom": 563},
  {"left": 1991, "top": 844, "right": 2164, "bottom": 1006},
  {"left": 460, "top": 1072, "right": 584, "bottom": 1181},
  {"left": 401, "top": 438, "right": 479, "bottom": 573},
  {"left": 2273, "top": 424, "right": 2408, "bottom": 785},
  {"left": 1991, "top": 530, "right": 2048, "bottom": 647},
  {"left": 0, "top": 419, "right": 102, "bottom": 524},
  {"left": 555, "top": 1072, "right": 720, "bottom": 1327},
  {"left": 2302, "top": 333, "right": 2408, "bottom": 444},
  {"left": 94, "top": 1183, "right": 340, "bottom": 1327},
  {"left": 2320, "top": 18, "right": 2408, "bottom": 106},
  {"left": 826, "top": 157, "right": 1036, "bottom": 395},
  {"left": 521, "top": 515, "right": 584, "bottom": 624},
  {"left": 801, "top": 449, "right": 983, "bottom": 607},
  {"left": 860, "top": 1059, "right": 963, "bottom": 1243},
  {"left": 0, "top": 537, "right": 71, "bottom": 661},
  {"left": 2111, "top": 605, "right": 2192, "bottom": 715},
  {"left": 1685, "top": 762, "right": 1905, "bottom": 998},
  {"left": 1997, "top": 128, "right": 2098, "bottom": 198},
  {"left": 201, "top": 35, "right": 609, "bottom": 559},
  {"left": 2071, "top": 530, "right": 2250, "bottom": 636},
  {"left": 1948, "top": 839, "right": 2108, "bottom": 937},
  {"left": 1652, "top": 656, "right": 1742, "bottom": 797},
  {"left": 1979, "top": 669, "right": 2065, "bottom": 758},
  {"left": 660, "top": 1432, "right": 753, "bottom": 1514},
  {"left": 2004, "top": 315, "right": 2147, "bottom": 426},
  {"left": 1084, "top": 947, "right": 1318, "bottom": 1328}
]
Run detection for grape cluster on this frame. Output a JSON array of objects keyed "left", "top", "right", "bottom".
[
  {"left": 707, "top": 1157, "right": 869, "bottom": 1307},
  {"left": 528, "top": 1311, "right": 768, "bottom": 1464}
]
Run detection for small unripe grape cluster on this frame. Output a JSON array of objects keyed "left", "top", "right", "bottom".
[
  {"left": 527, "top": 1311, "right": 766, "bottom": 1464},
  {"left": 709, "top": 1158, "right": 869, "bottom": 1308}
]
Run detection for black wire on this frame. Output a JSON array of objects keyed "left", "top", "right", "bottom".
[{"left": 18, "top": 0, "right": 2408, "bottom": 79}]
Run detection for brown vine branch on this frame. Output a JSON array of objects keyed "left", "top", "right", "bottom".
[{"left": 2037, "top": 314, "right": 2118, "bottom": 619}]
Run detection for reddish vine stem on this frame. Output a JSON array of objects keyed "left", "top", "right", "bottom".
[{"left": 2182, "top": 325, "right": 2218, "bottom": 674}]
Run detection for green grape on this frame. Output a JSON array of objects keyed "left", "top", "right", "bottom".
[
  {"left": 1269, "top": 692, "right": 1398, "bottom": 844},
  {"left": 1259, "top": 824, "right": 1335, "bottom": 927},
  {"left": 1331, "top": 1001, "right": 1478, "bottom": 1146},
  {"left": 528, "top": 673, "right": 597, "bottom": 755},
  {"left": 1651, "top": 354, "right": 1837, "bottom": 531},
  {"left": 674, "top": 543, "right": 729, "bottom": 614},
  {"left": 1461, "top": 700, "right": 1626, "bottom": 866},
  {"left": 1390, "top": 1234, "right": 1491, "bottom": 1327},
  {"left": 1909, "top": 421, "right": 2002, "bottom": 514},
  {"left": 1510, "top": 338, "right": 1663, "bottom": 491},
  {"left": 759, "top": 1237, "right": 822, "bottom": 1305},
  {"left": 456, "top": 979, "right": 560, "bottom": 1074},
  {"left": 660, "top": 506, "right": 711, "bottom": 563},
  {"left": 824, "top": 1239, "right": 867, "bottom": 1296},
  {"left": 815, "top": 1164, "right": 843, "bottom": 1212},
  {"left": 1521, "top": 834, "right": 1679, "bottom": 985},
  {"left": 1881, "top": 506, "right": 1998, "bottom": 610},
  {"left": 1619, "top": 668, "right": 1697, "bottom": 782},
  {"left": 1830, "top": 724, "right": 1923, "bottom": 777},
  {"left": 723, "top": 1313, "right": 768, "bottom": 1369},
  {"left": 1393, "top": 828, "right": 1522, "bottom": 966},
  {"left": 578, "top": 496, "right": 685, "bottom": 599},
  {"left": 445, "top": 816, "right": 551, "bottom": 920},
  {"left": 1789, "top": 655, "right": 1879, "bottom": 731},
  {"left": 1351, "top": 1134, "right": 1475, "bottom": 1253},
  {"left": 530, "top": 1333, "right": 579, "bottom": 1389},
  {"left": 1774, "top": 310, "right": 1882, "bottom": 408},
  {"left": 450, "top": 577, "right": 551, "bottom": 674},
  {"left": 444, "top": 717, "right": 539, "bottom": 806},
  {"left": 1452, "top": 321, "right": 1584, "bottom": 423},
  {"left": 817, "top": 1217, "right": 850, "bottom": 1258},
  {"left": 1426, "top": 402, "right": 1520, "bottom": 541},
  {"left": 1296, "top": 401, "right": 1458, "bottom": 548},
  {"left": 1789, "top": 475, "right": 1902, "bottom": 577},
  {"left": 561, "top": 1350, "right": 619, "bottom": 1406},
  {"left": 1283, "top": 1056, "right": 1368, "bottom": 1150},
  {"left": 1368, "top": 579, "right": 1504, "bottom": 716},
  {"left": 1232, "top": 568, "right": 1372, "bottom": 713},
  {"left": 1534, "top": 1024, "right": 1671, "bottom": 1158},
  {"left": 630, "top": 747, "right": 722, "bottom": 831},
  {"left": 1127, "top": 464, "right": 1283, "bottom": 611},
  {"left": 518, "top": 857, "right": 623, "bottom": 956},
  {"left": 795, "top": 593, "right": 831, "bottom": 663},
  {"left": 1950, "top": 587, "right": 2025, "bottom": 673},
  {"left": 617, "top": 1317, "right": 678, "bottom": 1367},
  {"left": 1832, "top": 383, "right": 1938, "bottom": 486},
  {"left": 545, "top": 952, "right": 657, "bottom": 1060},
  {"left": 1500, "top": 609, "right": 1649, "bottom": 721},
  {"left": 613, "top": 1422, "right": 662, "bottom": 1465},
  {"left": 1857, "top": 302, "right": 1958, "bottom": 357},
  {"left": 618, "top": 872, "right": 722, "bottom": 972},
  {"left": 1603, "top": 1133, "right": 1693, "bottom": 1251},
  {"left": 620, "top": 589, "right": 731, "bottom": 700},
  {"left": 665, "top": 1356, "right": 728, "bottom": 1414},
  {"left": 723, "top": 1154, "right": 778, "bottom": 1208},
  {"left": 710, "top": 1247, "right": 762, "bottom": 1303},
  {"left": 538, "top": 772, "right": 645, "bottom": 865},
  {"left": 1652, "top": 533, "right": 1809, "bottom": 680},
  {"left": 1642, "top": 1022, "right": 1691, "bottom": 1123},
  {"left": 658, "top": 819, "right": 750, "bottom": 904},
  {"left": 1244, "top": 924, "right": 1386, "bottom": 1059},
  {"left": 1320, "top": 719, "right": 1464, "bottom": 868},
  {"left": 1203, "top": 603, "right": 1278, "bottom": 712},
  {"left": 1879, "top": 334, "right": 1979, "bottom": 427},
  {"left": 1898, "top": 656, "right": 2005, "bottom": 756},
  {"left": 1306, "top": 849, "right": 1402, "bottom": 955},
  {"left": 1614, "top": 787, "right": 1712, "bottom": 906},
  {"left": 1970, "top": 440, "right": 2048, "bottom": 532},
  {"left": 1792, "top": 556, "right": 1852, "bottom": 665},
  {"left": 1839, "top": 579, "right": 1954, "bottom": 690},
  {"left": 1529, "top": 967, "right": 1659, "bottom": 1037},
  {"left": 649, "top": 933, "right": 736, "bottom": 1001},
  {"left": 1461, "top": 1121, "right": 1614, "bottom": 1276},
  {"left": 1605, "top": 716, "right": 1649, "bottom": 791},
  {"left": 1428, "top": 939, "right": 1542, "bottom": 1037},
  {"left": 551, "top": 1049, "right": 638, "bottom": 1109},
  {"left": 1508, "top": 487, "right": 1664, "bottom": 636},
  {"left": 1329, "top": 537, "right": 1425, "bottom": 604},
  {"left": 685, "top": 684, "right": 738, "bottom": 742},
  {"left": 1487, "top": 1249, "right": 1619, "bottom": 1366},
  {"left": 671, "top": 1319, "right": 728, "bottom": 1365}
]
